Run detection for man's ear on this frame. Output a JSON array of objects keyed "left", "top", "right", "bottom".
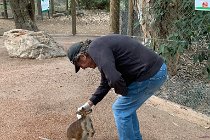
[{"left": 78, "top": 53, "right": 87, "bottom": 61}]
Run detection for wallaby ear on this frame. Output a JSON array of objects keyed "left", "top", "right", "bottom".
[
  {"left": 86, "top": 109, "right": 92, "bottom": 114},
  {"left": 76, "top": 108, "right": 92, "bottom": 115},
  {"left": 76, "top": 107, "right": 86, "bottom": 115},
  {"left": 81, "top": 107, "right": 85, "bottom": 110},
  {"left": 76, "top": 110, "right": 81, "bottom": 115}
]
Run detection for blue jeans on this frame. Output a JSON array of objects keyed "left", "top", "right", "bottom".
[{"left": 112, "top": 63, "right": 167, "bottom": 140}]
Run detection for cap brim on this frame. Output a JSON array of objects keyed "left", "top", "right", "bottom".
[{"left": 75, "top": 65, "right": 80, "bottom": 73}]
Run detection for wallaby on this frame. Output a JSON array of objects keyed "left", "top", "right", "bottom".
[{"left": 67, "top": 108, "right": 95, "bottom": 140}]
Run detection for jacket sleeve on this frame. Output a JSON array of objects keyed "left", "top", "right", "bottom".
[
  {"left": 88, "top": 40, "right": 128, "bottom": 105},
  {"left": 101, "top": 62, "right": 128, "bottom": 96},
  {"left": 89, "top": 71, "right": 111, "bottom": 105},
  {"left": 98, "top": 47, "right": 128, "bottom": 96}
]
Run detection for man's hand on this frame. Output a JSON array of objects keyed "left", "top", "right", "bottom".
[{"left": 77, "top": 101, "right": 93, "bottom": 119}]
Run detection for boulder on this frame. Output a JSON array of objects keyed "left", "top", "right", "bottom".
[{"left": 3, "top": 29, "right": 66, "bottom": 59}]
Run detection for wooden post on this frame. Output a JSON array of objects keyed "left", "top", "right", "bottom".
[
  {"left": 128, "top": 0, "right": 134, "bottom": 36},
  {"left": 66, "top": 0, "right": 68, "bottom": 13},
  {"left": 71, "top": 0, "right": 76, "bottom": 35},
  {"left": 110, "top": 0, "right": 120, "bottom": 34},
  {"left": 37, "top": 0, "right": 43, "bottom": 20},
  {"left": 47, "top": 10, "right": 50, "bottom": 19},
  {"left": 37, "top": 0, "right": 42, "bottom": 16},
  {"left": 3, "top": 0, "right": 8, "bottom": 19},
  {"left": 50, "top": 0, "right": 54, "bottom": 16}
]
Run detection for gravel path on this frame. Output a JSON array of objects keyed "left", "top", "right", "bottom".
[{"left": 0, "top": 36, "right": 209, "bottom": 140}]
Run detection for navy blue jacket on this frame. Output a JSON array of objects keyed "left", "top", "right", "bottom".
[{"left": 88, "top": 34, "right": 163, "bottom": 105}]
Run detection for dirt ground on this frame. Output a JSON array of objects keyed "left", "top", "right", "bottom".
[
  {"left": 0, "top": 12, "right": 210, "bottom": 140},
  {"left": 0, "top": 10, "right": 110, "bottom": 36},
  {"left": 0, "top": 35, "right": 210, "bottom": 140}
]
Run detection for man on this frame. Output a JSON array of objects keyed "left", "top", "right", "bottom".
[{"left": 67, "top": 34, "right": 167, "bottom": 140}]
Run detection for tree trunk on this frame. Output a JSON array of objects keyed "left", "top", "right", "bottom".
[
  {"left": 50, "top": 0, "right": 55, "bottom": 16},
  {"left": 66, "top": 0, "right": 68, "bottom": 13},
  {"left": 37, "top": 0, "right": 43, "bottom": 20},
  {"left": 8, "top": 0, "right": 38, "bottom": 31},
  {"left": 3, "top": 0, "right": 8, "bottom": 19},
  {"left": 120, "top": 0, "right": 128, "bottom": 35},
  {"left": 71, "top": 0, "right": 76, "bottom": 35},
  {"left": 128, "top": 0, "right": 134, "bottom": 36},
  {"left": 110, "top": 0, "right": 120, "bottom": 33}
]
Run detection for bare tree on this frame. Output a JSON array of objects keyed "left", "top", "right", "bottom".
[
  {"left": 66, "top": 0, "right": 68, "bottom": 13},
  {"left": 50, "top": 0, "right": 55, "bottom": 16},
  {"left": 37, "top": 0, "right": 42, "bottom": 17},
  {"left": 3, "top": 0, "right": 8, "bottom": 19},
  {"left": 71, "top": 0, "right": 76, "bottom": 35},
  {"left": 8, "top": 0, "right": 38, "bottom": 31},
  {"left": 110, "top": 0, "right": 120, "bottom": 33},
  {"left": 128, "top": 0, "right": 134, "bottom": 36}
]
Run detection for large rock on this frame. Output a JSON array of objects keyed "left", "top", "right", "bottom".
[{"left": 3, "top": 29, "right": 66, "bottom": 59}]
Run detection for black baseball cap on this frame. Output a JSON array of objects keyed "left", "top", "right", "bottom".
[{"left": 67, "top": 42, "right": 82, "bottom": 73}]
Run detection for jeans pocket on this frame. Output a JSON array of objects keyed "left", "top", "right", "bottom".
[
  {"left": 146, "top": 74, "right": 167, "bottom": 94},
  {"left": 145, "top": 65, "right": 167, "bottom": 94},
  {"left": 150, "top": 63, "right": 167, "bottom": 81}
]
